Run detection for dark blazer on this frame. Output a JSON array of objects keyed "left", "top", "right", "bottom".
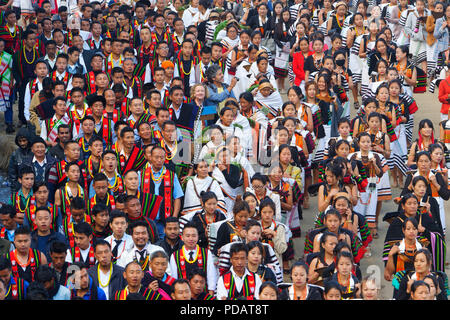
[
  {"left": 247, "top": 15, "right": 274, "bottom": 38},
  {"left": 22, "top": 153, "right": 57, "bottom": 185},
  {"left": 30, "top": 230, "right": 68, "bottom": 261},
  {"left": 170, "top": 102, "right": 199, "bottom": 133},
  {"left": 155, "top": 236, "right": 184, "bottom": 258},
  {"left": 88, "top": 263, "right": 126, "bottom": 300}
]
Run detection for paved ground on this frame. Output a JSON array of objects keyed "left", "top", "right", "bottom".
[{"left": 0, "top": 88, "right": 446, "bottom": 299}]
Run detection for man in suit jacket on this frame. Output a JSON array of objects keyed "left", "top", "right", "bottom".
[
  {"left": 88, "top": 240, "right": 126, "bottom": 300},
  {"left": 22, "top": 137, "right": 56, "bottom": 185}
]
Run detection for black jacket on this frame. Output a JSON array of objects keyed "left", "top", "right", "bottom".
[
  {"left": 22, "top": 153, "right": 56, "bottom": 185},
  {"left": 8, "top": 127, "right": 34, "bottom": 193},
  {"left": 88, "top": 263, "right": 126, "bottom": 300},
  {"left": 30, "top": 230, "right": 68, "bottom": 261},
  {"left": 155, "top": 237, "right": 184, "bottom": 258}
]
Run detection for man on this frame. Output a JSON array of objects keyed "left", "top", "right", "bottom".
[
  {"left": 123, "top": 195, "right": 159, "bottom": 244},
  {"left": 77, "top": 116, "right": 96, "bottom": 160},
  {"left": 105, "top": 38, "right": 124, "bottom": 74},
  {"left": 10, "top": 166, "right": 34, "bottom": 225},
  {"left": 43, "top": 40, "right": 57, "bottom": 71},
  {"left": 35, "top": 265, "right": 71, "bottom": 300},
  {"left": 141, "top": 250, "right": 175, "bottom": 299},
  {"left": 127, "top": 97, "right": 151, "bottom": 142},
  {"left": 48, "top": 124, "right": 71, "bottom": 161},
  {"left": 195, "top": 45, "right": 212, "bottom": 83},
  {"left": 89, "top": 173, "right": 116, "bottom": 215},
  {"left": 123, "top": 58, "right": 143, "bottom": 99},
  {"left": 61, "top": 197, "right": 91, "bottom": 248},
  {"left": 84, "top": 21, "right": 103, "bottom": 52},
  {"left": 40, "top": 97, "right": 71, "bottom": 147},
  {"left": 171, "top": 279, "right": 192, "bottom": 300},
  {"left": 71, "top": 34, "right": 91, "bottom": 75},
  {"left": 140, "top": 146, "right": 183, "bottom": 238},
  {"left": 216, "top": 242, "right": 262, "bottom": 300},
  {"left": 88, "top": 240, "right": 125, "bottom": 300},
  {"left": 168, "top": 86, "right": 199, "bottom": 133},
  {"left": 5, "top": 226, "right": 48, "bottom": 283},
  {"left": 144, "top": 41, "right": 170, "bottom": 84},
  {"left": 23, "top": 182, "right": 59, "bottom": 233},
  {"left": 85, "top": 53, "right": 104, "bottom": 93},
  {"left": 150, "top": 14, "right": 174, "bottom": 60},
  {"left": 48, "top": 241, "right": 71, "bottom": 286},
  {"left": 68, "top": 262, "right": 107, "bottom": 300},
  {"left": 23, "top": 137, "right": 56, "bottom": 185},
  {"left": 116, "top": 126, "right": 146, "bottom": 175},
  {"left": 98, "top": 150, "right": 124, "bottom": 198},
  {"left": 144, "top": 90, "right": 162, "bottom": 119},
  {"left": 149, "top": 67, "right": 167, "bottom": 103},
  {"left": 169, "top": 223, "right": 217, "bottom": 295},
  {"left": 117, "top": 221, "right": 165, "bottom": 273},
  {"left": 8, "top": 127, "right": 33, "bottom": 192},
  {"left": 67, "top": 88, "right": 89, "bottom": 139},
  {"left": 67, "top": 46, "right": 84, "bottom": 75},
  {"left": 65, "top": 222, "right": 96, "bottom": 269},
  {"left": 38, "top": 18, "right": 53, "bottom": 44},
  {"left": 189, "top": 269, "right": 216, "bottom": 300},
  {"left": 114, "top": 261, "right": 163, "bottom": 300},
  {"left": 24, "top": 59, "right": 49, "bottom": 125},
  {"left": 30, "top": 207, "right": 67, "bottom": 261},
  {"left": 0, "top": 205, "right": 18, "bottom": 242},
  {"left": 104, "top": 210, "right": 133, "bottom": 263},
  {"left": 173, "top": 40, "right": 197, "bottom": 97},
  {"left": 0, "top": 10, "right": 22, "bottom": 55},
  {"left": 135, "top": 26, "right": 152, "bottom": 81},
  {"left": 90, "top": 204, "right": 111, "bottom": 241},
  {"left": 156, "top": 217, "right": 183, "bottom": 258},
  {"left": 50, "top": 53, "right": 71, "bottom": 86},
  {"left": 0, "top": 256, "right": 28, "bottom": 300}
]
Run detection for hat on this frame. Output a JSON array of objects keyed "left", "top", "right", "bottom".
[
  {"left": 108, "top": 0, "right": 120, "bottom": 7},
  {"left": 89, "top": 95, "right": 106, "bottom": 107},
  {"left": 258, "top": 82, "right": 274, "bottom": 92},
  {"left": 161, "top": 60, "right": 175, "bottom": 69},
  {"left": 31, "top": 137, "right": 46, "bottom": 147},
  {"left": 334, "top": 1, "right": 348, "bottom": 10},
  {"left": 51, "top": 14, "right": 62, "bottom": 22}
]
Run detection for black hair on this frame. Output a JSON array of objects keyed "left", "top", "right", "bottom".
[
  {"left": 15, "top": 226, "right": 31, "bottom": 237},
  {"left": 35, "top": 265, "right": 56, "bottom": 283},
  {"left": 109, "top": 210, "right": 127, "bottom": 224},
  {"left": 164, "top": 216, "right": 179, "bottom": 226},
  {"left": 50, "top": 241, "right": 67, "bottom": 254},
  {"left": 244, "top": 219, "right": 261, "bottom": 231},
  {"left": 411, "top": 280, "right": 430, "bottom": 295},
  {"left": 290, "top": 260, "right": 309, "bottom": 275},
  {"left": 259, "top": 198, "right": 276, "bottom": 215},
  {"left": 187, "top": 268, "right": 207, "bottom": 281},
  {"left": 402, "top": 216, "right": 419, "bottom": 230},
  {"left": 0, "top": 204, "right": 16, "bottom": 218},
  {"left": 74, "top": 222, "right": 92, "bottom": 237},
  {"left": 0, "top": 255, "right": 12, "bottom": 271},
  {"left": 323, "top": 279, "right": 342, "bottom": 295},
  {"left": 94, "top": 239, "right": 111, "bottom": 251},
  {"left": 200, "top": 191, "right": 218, "bottom": 204},
  {"left": 259, "top": 281, "right": 279, "bottom": 298},
  {"left": 230, "top": 242, "right": 248, "bottom": 257},
  {"left": 92, "top": 203, "right": 109, "bottom": 216}
]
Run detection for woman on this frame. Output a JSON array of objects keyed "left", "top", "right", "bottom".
[
  {"left": 403, "top": 175, "right": 443, "bottom": 239},
  {"left": 394, "top": 248, "right": 448, "bottom": 300},
  {"left": 213, "top": 196, "right": 250, "bottom": 255},
  {"left": 317, "top": 162, "right": 353, "bottom": 213},
  {"left": 384, "top": 193, "right": 446, "bottom": 274},
  {"left": 183, "top": 160, "right": 226, "bottom": 215},
  {"left": 387, "top": 0, "right": 411, "bottom": 41},
  {"left": 243, "top": 191, "right": 259, "bottom": 220},
  {"left": 426, "top": 2, "right": 445, "bottom": 78},
  {"left": 384, "top": 217, "right": 422, "bottom": 281},
  {"left": 198, "top": 125, "right": 225, "bottom": 163},
  {"left": 258, "top": 198, "right": 287, "bottom": 270},
  {"left": 366, "top": 59, "right": 389, "bottom": 99},
  {"left": 250, "top": 31, "right": 273, "bottom": 64},
  {"left": 388, "top": 79, "right": 410, "bottom": 186},
  {"left": 229, "top": 29, "right": 251, "bottom": 79},
  {"left": 221, "top": 24, "right": 241, "bottom": 76},
  {"left": 273, "top": 8, "right": 292, "bottom": 93},
  {"left": 249, "top": 57, "right": 278, "bottom": 90},
  {"left": 247, "top": 240, "right": 278, "bottom": 284},
  {"left": 408, "top": 119, "right": 440, "bottom": 168},
  {"left": 307, "top": 231, "right": 338, "bottom": 285},
  {"left": 394, "top": 45, "right": 418, "bottom": 97},
  {"left": 248, "top": 173, "right": 282, "bottom": 221},
  {"left": 205, "top": 64, "right": 237, "bottom": 113},
  {"left": 190, "top": 191, "right": 227, "bottom": 249},
  {"left": 349, "top": 132, "right": 384, "bottom": 237},
  {"left": 233, "top": 44, "right": 259, "bottom": 97},
  {"left": 281, "top": 261, "right": 322, "bottom": 300},
  {"left": 215, "top": 106, "right": 250, "bottom": 158},
  {"left": 303, "top": 37, "right": 325, "bottom": 82},
  {"left": 291, "top": 37, "right": 312, "bottom": 90},
  {"left": 211, "top": 146, "right": 247, "bottom": 217},
  {"left": 326, "top": 1, "right": 347, "bottom": 36},
  {"left": 404, "top": 0, "right": 429, "bottom": 77},
  {"left": 247, "top": 3, "right": 275, "bottom": 54},
  {"left": 268, "top": 164, "right": 294, "bottom": 224},
  {"left": 368, "top": 38, "right": 396, "bottom": 76},
  {"left": 433, "top": 5, "right": 450, "bottom": 75},
  {"left": 404, "top": 151, "right": 449, "bottom": 234},
  {"left": 329, "top": 251, "right": 361, "bottom": 299},
  {"left": 304, "top": 81, "right": 324, "bottom": 172},
  {"left": 359, "top": 20, "right": 379, "bottom": 100},
  {"left": 258, "top": 281, "right": 280, "bottom": 300},
  {"left": 191, "top": 83, "right": 210, "bottom": 162},
  {"left": 323, "top": 280, "right": 342, "bottom": 300},
  {"left": 361, "top": 276, "right": 379, "bottom": 300},
  {"left": 288, "top": 86, "right": 313, "bottom": 133},
  {"left": 254, "top": 80, "right": 283, "bottom": 120}
]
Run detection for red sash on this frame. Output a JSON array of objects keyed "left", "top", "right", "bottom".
[
  {"left": 119, "top": 146, "right": 140, "bottom": 175},
  {"left": 175, "top": 246, "right": 205, "bottom": 279},
  {"left": 223, "top": 271, "right": 256, "bottom": 299},
  {"left": 102, "top": 109, "right": 119, "bottom": 145},
  {"left": 0, "top": 227, "right": 6, "bottom": 238},
  {"left": 73, "top": 245, "right": 96, "bottom": 267},
  {"left": 86, "top": 71, "right": 96, "bottom": 94},
  {"left": 9, "top": 249, "right": 39, "bottom": 281},
  {"left": 142, "top": 167, "right": 172, "bottom": 220}
]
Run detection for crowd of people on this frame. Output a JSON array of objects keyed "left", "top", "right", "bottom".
[{"left": 0, "top": 0, "right": 449, "bottom": 301}]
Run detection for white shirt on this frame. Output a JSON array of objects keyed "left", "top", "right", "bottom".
[
  {"left": 104, "top": 233, "right": 134, "bottom": 261},
  {"left": 117, "top": 242, "right": 170, "bottom": 274},
  {"left": 44, "top": 55, "right": 56, "bottom": 70},
  {"left": 182, "top": 6, "right": 199, "bottom": 27},
  {"left": 169, "top": 246, "right": 218, "bottom": 291},
  {"left": 98, "top": 268, "right": 112, "bottom": 300},
  {"left": 24, "top": 78, "right": 43, "bottom": 121},
  {"left": 169, "top": 104, "right": 182, "bottom": 120},
  {"left": 32, "top": 156, "right": 47, "bottom": 167},
  {"left": 216, "top": 267, "right": 262, "bottom": 300}
]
